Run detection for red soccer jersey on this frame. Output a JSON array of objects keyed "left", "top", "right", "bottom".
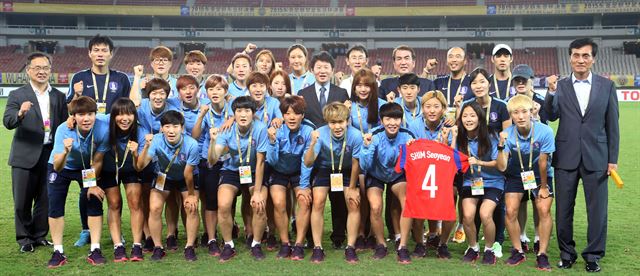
[{"left": 395, "top": 139, "right": 469, "bottom": 221}]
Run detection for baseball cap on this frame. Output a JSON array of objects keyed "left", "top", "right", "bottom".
[
  {"left": 511, "top": 64, "right": 534, "bottom": 80},
  {"left": 492, "top": 44, "right": 512, "bottom": 56}
]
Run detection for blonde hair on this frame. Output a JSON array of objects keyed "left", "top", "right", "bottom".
[
  {"left": 421, "top": 90, "right": 447, "bottom": 108},
  {"left": 507, "top": 94, "right": 534, "bottom": 113},
  {"left": 322, "top": 102, "right": 350, "bottom": 122}
]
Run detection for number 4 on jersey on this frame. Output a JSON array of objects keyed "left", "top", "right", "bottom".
[{"left": 421, "top": 164, "right": 438, "bottom": 198}]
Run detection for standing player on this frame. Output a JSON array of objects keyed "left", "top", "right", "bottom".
[
  {"left": 183, "top": 50, "right": 208, "bottom": 99},
  {"left": 270, "top": 70, "right": 293, "bottom": 100},
  {"left": 393, "top": 73, "right": 424, "bottom": 140},
  {"left": 227, "top": 53, "right": 253, "bottom": 99},
  {"left": 136, "top": 111, "right": 201, "bottom": 261},
  {"left": 340, "top": 44, "right": 369, "bottom": 97},
  {"left": 130, "top": 46, "right": 178, "bottom": 103},
  {"left": 288, "top": 44, "right": 316, "bottom": 95},
  {"left": 303, "top": 102, "right": 362, "bottom": 263}
]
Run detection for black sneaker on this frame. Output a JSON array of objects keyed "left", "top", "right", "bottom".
[
  {"left": 151, "top": 247, "right": 165, "bottom": 261},
  {"left": 143, "top": 237, "right": 154, "bottom": 253},
  {"left": 534, "top": 241, "right": 540, "bottom": 255},
  {"left": 354, "top": 236, "right": 366, "bottom": 251},
  {"left": 372, "top": 244, "right": 388, "bottom": 260},
  {"left": 345, "top": 246, "right": 359, "bottom": 264},
  {"left": 436, "top": 244, "right": 451, "bottom": 259},
  {"left": 462, "top": 248, "right": 479, "bottom": 263},
  {"left": 219, "top": 244, "right": 236, "bottom": 263},
  {"left": 208, "top": 240, "right": 221, "bottom": 256},
  {"left": 482, "top": 250, "right": 496, "bottom": 265},
  {"left": 130, "top": 244, "right": 144, "bottom": 261},
  {"left": 251, "top": 244, "right": 265, "bottom": 260},
  {"left": 310, "top": 247, "right": 325, "bottom": 263},
  {"left": 113, "top": 245, "right": 128, "bottom": 262},
  {"left": 291, "top": 244, "right": 305, "bottom": 261},
  {"left": 332, "top": 240, "right": 343, "bottom": 250},
  {"left": 277, "top": 243, "right": 291, "bottom": 259},
  {"left": 47, "top": 250, "right": 67, "bottom": 268},
  {"left": 366, "top": 236, "right": 377, "bottom": 249},
  {"left": 521, "top": 241, "right": 530, "bottom": 253},
  {"left": 412, "top": 243, "right": 427, "bottom": 258},
  {"left": 166, "top": 235, "right": 178, "bottom": 251},
  {"left": 20, "top": 243, "right": 34, "bottom": 253},
  {"left": 397, "top": 247, "right": 411, "bottom": 264},
  {"left": 184, "top": 246, "right": 197, "bottom": 261},
  {"left": 266, "top": 235, "right": 278, "bottom": 251},
  {"left": 87, "top": 248, "right": 106, "bottom": 265},
  {"left": 536, "top": 253, "right": 552, "bottom": 271},
  {"left": 199, "top": 233, "right": 208, "bottom": 248},
  {"left": 506, "top": 249, "right": 526, "bottom": 266},
  {"left": 426, "top": 235, "right": 440, "bottom": 249}
]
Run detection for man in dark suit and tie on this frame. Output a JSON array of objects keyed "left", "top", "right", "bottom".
[
  {"left": 298, "top": 51, "right": 350, "bottom": 248},
  {"left": 544, "top": 38, "right": 619, "bottom": 273},
  {"left": 378, "top": 45, "right": 435, "bottom": 101},
  {"left": 3, "top": 52, "right": 69, "bottom": 253}
]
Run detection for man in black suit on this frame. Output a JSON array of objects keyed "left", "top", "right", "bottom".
[
  {"left": 3, "top": 52, "right": 69, "bottom": 253},
  {"left": 378, "top": 45, "right": 435, "bottom": 101},
  {"left": 298, "top": 51, "right": 349, "bottom": 248},
  {"left": 545, "top": 38, "right": 619, "bottom": 273}
]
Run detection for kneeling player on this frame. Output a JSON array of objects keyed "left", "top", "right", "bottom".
[
  {"left": 303, "top": 102, "right": 362, "bottom": 263},
  {"left": 360, "top": 102, "right": 415, "bottom": 261},
  {"left": 136, "top": 111, "right": 201, "bottom": 261}
]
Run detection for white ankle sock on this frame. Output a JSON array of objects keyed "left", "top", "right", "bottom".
[
  {"left": 251, "top": 240, "right": 261, "bottom": 247},
  {"left": 90, "top": 243, "right": 100, "bottom": 251},
  {"left": 225, "top": 240, "right": 235, "bottom": 248},
  {"left": 54, "top": 245, "right": 63, "bottom": 253}
]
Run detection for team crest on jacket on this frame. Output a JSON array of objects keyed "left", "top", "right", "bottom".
[
  {"left": 49, "top": 172, "right": 58, "bottom": 183},
  {"left": 296, "top": 136, "right": 305, "bottom": 145},
  {"left": 490, "top": 112, "right": 498, "bottom": 121},
  {"left": 109, "top": 81, "right": 118, "bottom": 92}
]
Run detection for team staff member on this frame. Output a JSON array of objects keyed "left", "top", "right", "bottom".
[
  {"left": 340, "top": 44, "right": 370, "bottom": 97},
  {"left": 511, "top": 64, "right": 549, "bottom": 124},
  {"left": 489, "top": 44, "right": 514, "bottom": 101},
  {"left": 130, "top": 46, "right": 178, "bottom": 103},
  {"left": 46, "top": 96, "right": 110, "bottom": 268},
  {"left": 288, "top": 44, "right": 316, "bottom": 95},
  {"left": 545, "top": 38, "right": 619, "bottom": 273},
  {"left": 432, "top": 47, "right": 472, "bottom": 115},
  {"left": 4, "top": 52, "right": 68, "bottom": 253},
  {"left": 136, "top": 111, "right": 201, "bottom": 262},
  {"left": 379, "top": 45, "right": 435, "bottom": 101}
]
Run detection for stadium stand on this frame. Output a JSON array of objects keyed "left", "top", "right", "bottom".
[
  {"left": 0, "top": 46, "right": 27, "bottom": 73},
  {"left": 557, "top": 47, "right": 640, "bottom": 76},
  {"left": 340, "top": 0, "right": 476, "bottom": 7},
  {"left": 50, "top": 46, "right": 88, "bottom": 74}
]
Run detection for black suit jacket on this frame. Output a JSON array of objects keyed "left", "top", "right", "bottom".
[
  {"left": 544, "top": 74, "right": 619, "bottom": 171},
  {"left": 298, "top": 83, "right": 349, "bottom": 128},
  {"left": 3, "top": 84, "right": 68, "bottom": 169}
]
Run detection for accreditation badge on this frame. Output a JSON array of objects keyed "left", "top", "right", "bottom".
[
  {"left": 82, "top": 168, "right": 97, "bottom": 188},
  {"left": 44, "top": 119, "right": 51, "bottom": 132},
  {"left": 521, "top": 170, "right": 537, "bottom": 190},
  {"left": 97, "top": 102, "right": 107, "bottom": 114},
  {"left": 330, "top": 173, "right": 344, "bottom": 192},
  {"left": 471, "top": 177, "right": 484, "bottom": 196},
  {"left": 239, "top": 165, "right": 252, "bottom": 184},
  {"left": 154, "top": 172, "right": 167, "bottom": 191},
  {"left": 446, "top": 107, "right": 457, "bottom": 121}
]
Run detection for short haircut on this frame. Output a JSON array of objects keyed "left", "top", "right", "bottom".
[
  {"left": 145, "top": 78, "right": 171, "bottom": 96},
  {"left": 507, "top": 94, "right": 534, "bottom": 113},
  {"left": 287, "top": 44, "right": 308, "bottom": 59},
  {"left": 205, "top": 74, "right": 229, "bottom": 91},
  {"left": 246, "top": 72, "right": 270, "bottom": 88},
  {"left": 310, "top": 51, "right": 335, "bottom": 70},
  {"left": 69, "top": 96, "right": 97, "bottom": 115},
  {"left": 232, "top": 53, "right": 252, "bottom": 67},
  {"left": 569, "top": 38, "right": 598, "bottom": 57},
  {"left": 176, "top": 74, "right": 199, "bottom": 91},
  {"left": 398, "top": 73, "right": 420, "bottom": 87},
  {"left": 183, "top": 50, "right": 207, "bottom": 65},
  {"left": 392, "top": 45, "right": 415, "bottom": 60},
  {"left": 149, "top": 46, "right": 173, "bottom": 61},
  {"left": 160, "top": 110, "right": 184, "bottom": 126},
  {"left": 88, "top": 34, "right": 114, "bottom": 52},
  {"left": 322, "top": 102, "right": 350, "bottom": 122},
  {"left": 26, "top": 52, "right": 52, "bottom": 67},
  {"left": 447, "top": 47, "right": 466, "bottom": 59},
  {"left": 269, "top": 69, "right": 292, "bottom": 96},
  {"left": 469, "top": 67, "right": 490, "bottom": 83},
  {"left": 379, "top": 102, "right": 404, "bottom": 120},
  {"left": 255, "top": 49, "right": 276, "bottom": 75},
  {"left": 231, "top": 96, "right": 257, "bottom": 113},
  {"left": 279, "top": 95, "right": 306, "bottom": 115},
  {"left": 421, "top": 90, "right": 447, "bottom": 108},
  {"left": 347, "top": 44, "right": 368, "bottom": 58}
]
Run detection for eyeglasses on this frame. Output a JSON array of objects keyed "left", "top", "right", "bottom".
[
  {"left": 29, "top": 66, "right": 51, "bottom": 72},
  {"left": 153, "top": 58, "right": 170, "bottom": 64}
]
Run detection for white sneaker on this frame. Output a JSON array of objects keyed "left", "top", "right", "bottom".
[{"left": 491, "top": 242, "right": 503, "bottom": 258}]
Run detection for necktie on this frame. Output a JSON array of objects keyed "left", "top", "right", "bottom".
[{"left": 319, "top": 86, "right": 327, "bottom": 109}]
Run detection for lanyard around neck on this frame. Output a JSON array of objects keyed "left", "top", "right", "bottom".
[
  {"left": 235, "top": 125, "right": 253, "bottom": 166},
  {"left": 330, "top": 134, "right": 348, "bottom": 174},
  {"left": 91, "top": 72, "right": 110, "bottom": 103},
  {"left": 514, "top": 124, "right": 535, "bottom": 172},
  {"left": 76, "top": 128, "right": 94, "bottom": 170},
  {"left": 493, "top": 75, "right": 512, "bottom": 100}
]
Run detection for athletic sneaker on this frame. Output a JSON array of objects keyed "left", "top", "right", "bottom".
[
  {"left": 143, "top": 237, "right": 154, "bottom": 253},
  {"left": 113, "top": 245, "right": 128, "bottom": 262},
  {"left": 47, "top": 250, "right": 67, "bottom": 268},
  {"left": 482, "top": 250, "right": 497, "bottom": 265},
  {"left": 266, "top": 235, "right": 278, "bottom": 251},
  {"left": 462, "top": 248, "right": 480, "bottom": 263},
  {"left": 536, "top": 253, "right": 552, "bottom": 271},
  {"left": 87, "top": 248, "right": 106, "bottom": 265},
  {"left": 219, "top": 244, "right": 236, "bottom": 262},
  {"left": 397, "top": 247, "right": 411, "bottom": 264},
  {"left": 372, "top": 244, "right": 388, "bottom": 260},
  {"left": 412, "top": 243, "right": 427, "bottom": 258},
  {"left": 310, "top": 247, "right": 325, "bottom": 263},
  {"left": 130, "top": 244, "right": 144, "bottom": 261},
  {"left": 74, "top": 229, "right": 90, "bottom": 247},
  {"left": 344, "top": 246, "right": 359, "bottom": 264},
  {"left": 521, "top": 241, "right": 530, "bottom": 253},
  {"left": 166, "top": 235, "right": 178, "bottom": 251},
  {"left": 251, "top": 244, "right": 265, "bottom": 260},
  {"left": 533, "top": 241, "right": 540, "bottom": 255},
  {"left": 354, "top": 236, "right": 366, "bottom": 251},
  {"left": 184, "top": 246, "right": 197, "bottom": 261},
  {"left": 452, "top": 228, "right": 465, "bottom": 243},
  {"left": 436, "top": 244, "right": 451, "bottom": 259},
  {"left": 151, "top": 247, "right": 165, "bottom": 261},
  {"left": 506, "top": 249, "right": 526, "bottom": 266},
  {"left": 492, "top": 242, "right": 503, "bottom": 258},
  {"left": 208, "top": 240, "right": 221, "bottom": 256},
  {"left": 277, "top": 243, "right": 291, "bottom": 259},
  {"left": 426, "top": 235, "right": 440, "bottom": 249},
  {"left": 291, "top": 244, "right": 305, "bottom": 261}
]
